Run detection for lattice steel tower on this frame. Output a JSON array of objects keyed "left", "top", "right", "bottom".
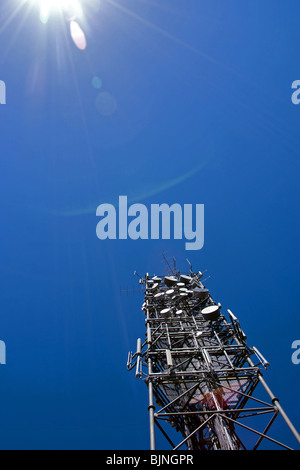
[{"left": 127, "top": 261, "right": 300, "bottom": 450}]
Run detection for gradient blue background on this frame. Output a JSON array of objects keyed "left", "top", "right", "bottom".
[{"left": 0, "top": 0, "right": 299, "bottom": 449}]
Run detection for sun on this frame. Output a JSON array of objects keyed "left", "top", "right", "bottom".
[
  {"left": 22, "top": 0, "right": 88, "bottom": 49},
  {"left": 24, "top": 0, "right": 84, "bottom": 22}
]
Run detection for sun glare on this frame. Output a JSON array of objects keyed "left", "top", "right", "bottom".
[
  {"left": 27, "top": 0, "right": 84, "bottom": 20},
  {"left": 22, "top": 0, "right": 88, "bottom": 49}
]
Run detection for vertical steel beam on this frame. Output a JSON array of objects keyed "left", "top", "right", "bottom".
[
  {"left": 148, "top": 376, "right": 156, "bottom": 450},
  {"left": 146, "top": 290, "right": 156, "bottom": 450}
]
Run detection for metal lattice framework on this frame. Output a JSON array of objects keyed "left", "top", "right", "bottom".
[{"left": 127, "top": 263, "right": 300, "bottom": 450}]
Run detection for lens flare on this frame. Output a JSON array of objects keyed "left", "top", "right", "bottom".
[{"left": 70, "top": 20, "right": 87, "bottom": 50}]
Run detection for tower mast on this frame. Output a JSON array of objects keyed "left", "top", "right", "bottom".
[{"left": 128, "top": 263, "right": 300, "bottom": 450}]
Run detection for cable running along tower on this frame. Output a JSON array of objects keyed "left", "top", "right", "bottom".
[{"left": 127, "top": 261, "right": 300, "bottom": 450}]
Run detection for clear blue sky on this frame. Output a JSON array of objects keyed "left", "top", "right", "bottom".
[{"left": 0, "top": 0, "right": 299, "bottom": 449}]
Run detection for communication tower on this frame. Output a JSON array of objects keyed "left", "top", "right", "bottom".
[{"left": 127, "top": 261, "right": 300, "bottom": 450}]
